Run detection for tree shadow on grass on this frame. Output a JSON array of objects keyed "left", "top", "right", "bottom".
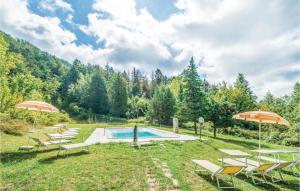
[
  {"left": 234, "top": 173, "right": 299, "bottom": 191},
  {"left": 233, "top": 174, "right": 281, "bottom": 191},
  {"left": 194, "top": 171, "right": 243, "bottom": 191},
  {"left": 39, "top": 150, "right": 89, "bottom": 164},
  {"left": 273, "top": 179, "right": 300, "bottom": 190},
  {"left": 263, "top": 174, "right": 300, "bottom": 190},
  {"left": 281, "top": 170, "right": 300, "bottom": 177},
  {"left": 201, "top": 140, "right": 222, "bottom": 152},
  {"left": 213, "top": 137, "right": 271, "bottom": 150},
  {"left": 1, "top": 148, "right": 58, "bottom": 165}
]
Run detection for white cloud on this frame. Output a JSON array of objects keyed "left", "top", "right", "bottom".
[
  {"left": 93, "top": 0, "right": 136, "bottom": 19},
  {"left": 0, "top": 0, "right": 110, "bottom": 67},
  {"left": 0, "top": 0, "right": 76, "bottom": 49},
  {"left": 80, "top": 0, "right": 175, "bottom": 71},
  {"left": 39, "top": 0, "right": 73, "bottom": 12},
  {"left": 0, "top": 0, "right": 298, "bottom": 99},
  {"left": 66, "top": 14, "right": 73, "bottom": 24}
]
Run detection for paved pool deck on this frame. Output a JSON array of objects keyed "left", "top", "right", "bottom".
[{"left": 84, "top": 128, "right": 199, "bottom": 145}]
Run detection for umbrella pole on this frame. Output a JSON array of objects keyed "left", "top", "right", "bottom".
[{"left": 259, "top": 122, "right": 261, "bottom": 150}]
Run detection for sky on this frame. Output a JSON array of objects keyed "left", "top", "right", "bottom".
[{"left": 0, "top": 0, "right": 299, "bottom": 99}]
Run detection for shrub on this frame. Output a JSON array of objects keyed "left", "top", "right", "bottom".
[
  {"left": 128, "top": 117, "right": 146, "bottom": 124},
  {"left": 217, "top": 124, "right": 299, "bottom": 147},
  {"left": 0, "top": 119, "right": 29, "bottom": 135},
  {"left": 282, "top": 137, "right": 299, "bottom": 146},
  {"left": 265, "top": 132, "right": 281, "bottom": 143},
  {"left": 8, "top": 109, "right": 70, "bottom": 127},
  {"left": 218, "top": 125, "right": 259, "bottom": 139}
]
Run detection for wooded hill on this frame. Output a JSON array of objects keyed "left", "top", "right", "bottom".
[{"left": 0, "top": 31, "right": 299, "bottom": 146}]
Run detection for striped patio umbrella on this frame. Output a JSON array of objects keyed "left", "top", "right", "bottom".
[
  {"left": 233, "top": 111, "right": 290, "bottom": 149},
  {"left": 16, "top": 101, "right": 59, "bottom": 113},
  {"left": 16, "top": 101, "right": 59, "bottom": 141}
]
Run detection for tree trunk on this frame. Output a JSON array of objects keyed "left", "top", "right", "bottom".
[
  {"left": 213, "top": 126, "right": 216, "bottom": 138},
  {"left": 194, "top": 121, "right": 197, "bottom": 135}
]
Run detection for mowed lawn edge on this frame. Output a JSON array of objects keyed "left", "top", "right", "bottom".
[{"left": 1, "top": 123, "right": 299, "bottom": 191}]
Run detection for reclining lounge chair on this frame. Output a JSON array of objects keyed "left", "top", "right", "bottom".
[
  {"left": 30, "top": 137, "right": 71, "bottom": 149},
  {"left": 57, "top": 143, "right": 90, "bottom": 157},
  {"left": 46, "top": 133, "right": 75, "bottom": 140},
  {"left": 192, "top": 160, "right": 244, "bottom": 189},
  {"left": 220, "top": 158, "right": 282, "bottom": 184},
  {"left": 258, "top": 156, "right": 299, "bottom": 176}
]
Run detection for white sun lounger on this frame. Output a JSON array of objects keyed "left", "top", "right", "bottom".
[
  {"left": 236, "top": 157, "right": 292, "bottom": 183},
  {"left": 64, "top": 128, "right": 79, "bottom": 131},
  {"left": 221, "top": 158, "right": 284, "bottom": 184},
  {"left": 48, "top": 132, "right": 78, "bottom": 136},
  {"left": 65, "top": 129, "right": 79, "bottom": 132},
  {"left": 19, "top": 145, "right": 34, "bottom": 151},
  {"left": 192, "top": 160, "right": 244, "bottom": 189},
  {"left": 56, "top": 129, "right": 79, "bottom": 134},
  {"left": 258, "top": 156, "right": 300, "bottom": 176},
  {"left": 30, "top": 137, "right": 71, "bottom": 147},
  {"left": 46, "top": 133, "right": 75, "bottom": 140},
  {"left": 57, "top": 143, "right": 90, "bottom": 157},
  {"left": 131, "top": 141, "right": 154, "bottom": 147}
]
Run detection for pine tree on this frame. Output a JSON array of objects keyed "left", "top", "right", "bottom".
[
  {"left": 291, "top": 82, "right": 300, "bottom": 106},
  {"left": 179, "top": 57, "right": 206, "bottom": 134},
  {"left": 87, "top": 72, "right": 109, "bottom": 114},
  {"left": 131, "top": 68, "right": 141, "bottom": 97},
  {"left": 147, "top": 85, "right": 175, "bottom": 124},
  {"left": 232, "top": 73, "right": 256, "bottom": 112},
  {"left": 154, "top": 69, "right": 165, "bottom": 85},
  {"left": 110, "top": 73, "right": 128, "bottom": 117},
  {"left": 61, "top": 59, "right": 85, "bottom": 97},
  {"left": 104, "top": 63, "right": 114, "bottom": 80},
  {"left": 258, "top": 91, "right": 275, "bottom": 111},
  {"left": 150, "top": 69, "right": 166, "bottom": 96},
  {"left": 289, "top": 82, "right": 300, "bottom": 124},
  {"left": 141, "top": 75, "right": 150, "bottom": 98}
]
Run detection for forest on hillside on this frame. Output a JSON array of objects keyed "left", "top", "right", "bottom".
[{"left": 0, "top": 31, "right": 299, "bottom": 146}]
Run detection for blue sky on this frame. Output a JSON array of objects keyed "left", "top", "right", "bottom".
[
  {"left": 26, "top": 0, "right": 180, "bottom": 48},
  {"left": 0, "top": 0, "right": 299, "bottom": 99}
]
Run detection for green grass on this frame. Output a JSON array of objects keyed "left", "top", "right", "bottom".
[{"left": 1, "top": 123, "right": 299, "bottom": 191}]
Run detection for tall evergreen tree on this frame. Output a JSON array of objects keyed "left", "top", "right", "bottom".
[
  {"left": 147, "top": 85, "right": 175, "bottom": 124},
  {"left": 291, "top": 82, "right": 300, "bottom": 106},
  {"left": 150, "top": 68, "right": 166, "bottom": 96},
  {"left": 87, "top": 72, "right": 109, "bottom": 114},
  {"left": 131, "top": 68, "right": 141, "bottom": 97},
  {"left": 141, "top": 75, "right": 150, "bottom": 98},
  {"left": 61, "top": 59, "right": 85, "bottom": 97},
  {"left": 179, "top": 57, "right": 206, "bottom": 134},
  {"left": 288, "top": 82, "right": 300, "bottom": 124},
  {"left": 110, "top": 73, "right": 128, "bottom": 117},
  {"left": 154, "top": 69, "right": 165, "bottom": 85},
  {"left": 104, "top": 63, "right": 114, "bottom": 80},
  {"left": 259, "top": 91, "right": 275, "bottom": 111},
  {"left": 232, "top": 73, "right": 256, "bottom": 112}
]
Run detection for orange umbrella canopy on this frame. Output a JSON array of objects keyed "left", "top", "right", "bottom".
[
  {"left": 233, "top": 111, "right": 290, "bottom": 126},
  {"left": 16, "top": 101, "right": 59, "bottom": 113}
]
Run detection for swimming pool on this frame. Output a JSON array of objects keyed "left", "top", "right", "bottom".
[
  {"left": 106, "top": 128, "right": 179, "bottom": 139},
  {"left": 112, "top": 130, "right": 162, "bottom": 139},
  {"left": 84, "top": 127, "right": 199, "bottom": 144}
]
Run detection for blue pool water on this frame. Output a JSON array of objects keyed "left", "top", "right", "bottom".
[{"left": 112, "top": 130, "right": 162, "bottom": 139}]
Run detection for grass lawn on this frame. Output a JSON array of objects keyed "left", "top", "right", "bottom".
[{"left": 1, "top": 123, "right": 299, "bottom": 191}]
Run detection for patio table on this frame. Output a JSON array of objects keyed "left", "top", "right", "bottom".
[
  {"left": 219, "top": 149, "right": 251, "bottom": 165},
  {"left": 252, "top": 149, "right": 299, "bottom": 161}
]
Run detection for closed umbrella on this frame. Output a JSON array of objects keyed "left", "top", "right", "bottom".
[{"left": 233, "top": 111, "right": 290, "bottom": 149}]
